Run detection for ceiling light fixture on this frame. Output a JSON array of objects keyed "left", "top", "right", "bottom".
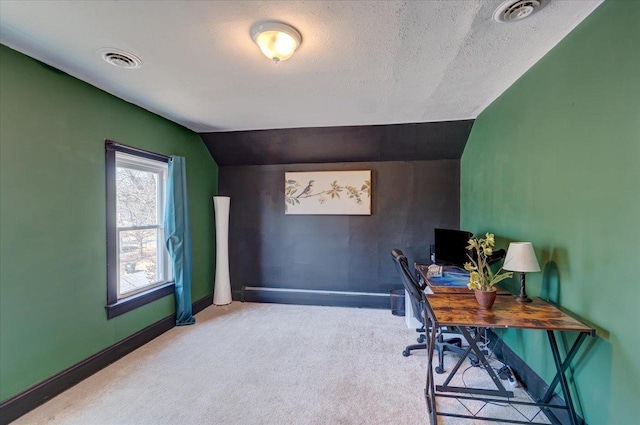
[{"left": 250, "top": 21, "right": 302, "bottom": 63}]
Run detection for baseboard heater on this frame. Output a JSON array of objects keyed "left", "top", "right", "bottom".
[{"left": 239, "top": 286, "right": 390, "bottom": 309}]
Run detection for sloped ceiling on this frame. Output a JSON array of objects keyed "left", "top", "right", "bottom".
[
  {"left": 201, "top": 120, "right": 475, "bottom": 165},
  {"left": 0, "top": 0, "right": 602, "bottom": 133}
]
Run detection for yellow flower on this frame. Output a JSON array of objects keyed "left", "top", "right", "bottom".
[
  {"left": 485, "top": 233, "right": 495, "bottom": 246},
  {"left": 466, "top": 239, "right": 478, "bottom": 251},
  {"left": 468, "top": 271, "right": 482, "bottom": 290},
  {"left": 470, "top": 271, "right": 480, "bottom": 284}
]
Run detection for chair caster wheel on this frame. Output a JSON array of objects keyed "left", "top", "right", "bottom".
[
  {"left": 471, "top": 360, "right": 480, "bottom": 367},
  {"left": 402, "top": 349, "right": 410, "bottom": 357},
  {"left": 417, "top": 335, "right": 426, "bottom": 343},
  {"left": 435, "top": 366, "right": 445, "bottom": 374}
]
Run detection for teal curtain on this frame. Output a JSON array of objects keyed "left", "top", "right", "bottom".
[{"left": 164, "top": 156, "right": 195, "bottom": 326}]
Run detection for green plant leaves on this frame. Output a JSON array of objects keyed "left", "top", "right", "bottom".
[{"left": 465, "top": 233, "right": 511, "bottom": 290}]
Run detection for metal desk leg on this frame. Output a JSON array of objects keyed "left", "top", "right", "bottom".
[
  {"left": 439, "top": 334, "right": 476, "bottom": 388},
  {"left": 425, "top": 323, "right": 438, "bottom": 424},
  {"left": 547, "top": 330, "right": 583, "bottom": 425},
  {"left": 437, "top": 327, "right": 514, "bottom": 398},
  {"left": 541, "top": 332, "right": 587, "bottom": 405}
]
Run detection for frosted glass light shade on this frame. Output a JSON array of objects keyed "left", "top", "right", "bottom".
[
  {"left": 250, "top": 21, "right": 301, "bottom": 63},
  {"left": 503, "top": 242, "right": 541, "bottom": 272}
]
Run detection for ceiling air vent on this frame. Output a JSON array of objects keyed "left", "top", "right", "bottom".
[
  {"left": 100, "top": 48, "right": 142, "bottom": 69},
  {"left": 493, "top": 0, "right": 549, "bottom": 23}
]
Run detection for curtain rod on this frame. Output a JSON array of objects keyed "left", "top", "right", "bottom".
[{"left": 105, "top": 139, "right": 170, "bottom": 162}]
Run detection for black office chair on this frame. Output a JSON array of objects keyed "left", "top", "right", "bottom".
[
  {"left": 487, "top": 248, "right": 506, "bottom": 266},
  {"left": 391, "top": 249, "right": 468, "bottom": 374}
]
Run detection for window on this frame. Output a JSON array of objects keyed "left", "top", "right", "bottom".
[{"left": 106, "top": 141, "right": 174, "bottom": 319}]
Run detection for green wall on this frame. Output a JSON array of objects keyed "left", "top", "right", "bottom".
[
  {"left": 0, "top": 45, "right": 218, "bottom": 400},
  {"left": 461, "top": 1, "right": 639, "bottom": 424}
]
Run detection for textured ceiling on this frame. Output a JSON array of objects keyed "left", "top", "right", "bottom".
[{"left": 0, "top": 0, "right": 602, "bottom": 132}]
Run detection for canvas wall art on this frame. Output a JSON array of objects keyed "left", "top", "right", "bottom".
[{"left": 285, "top": 170, "right": 371, "bottom": 215}]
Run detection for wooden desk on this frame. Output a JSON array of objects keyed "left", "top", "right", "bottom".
[
  {"left": 415, "top": 263, "right": 510, "bottom": 295},
  {"left": 423, "top": 293, "right": 595, "bottom": 425}
]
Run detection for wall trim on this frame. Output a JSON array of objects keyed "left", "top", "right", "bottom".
[
  {"left": 487, "top": 330, "right": 587, "bottom": 425},
  {"left": 0, "top": 294, "right": 214, "bottom": 425},
  {"left": 240, "top": 286, "right": 390, "bottom": 309}
]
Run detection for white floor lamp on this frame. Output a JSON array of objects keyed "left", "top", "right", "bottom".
[{"left": 213, "top": 196, "right": 232, "bottom": 305}]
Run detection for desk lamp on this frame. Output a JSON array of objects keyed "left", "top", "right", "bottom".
[{"left": 504, "top": 242, "right": 540, "bottom": 303}]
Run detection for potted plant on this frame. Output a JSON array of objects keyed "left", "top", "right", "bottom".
[{"left": 464, "top": 233, "right": 512, "bottom": 309}]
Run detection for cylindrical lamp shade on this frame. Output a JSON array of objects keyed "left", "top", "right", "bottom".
[
  {"left": 213, "top": 196, "right": 232, "bottom": 305},
  {"left": 503, "top": 242, "right": 541, "bottom": 272}
]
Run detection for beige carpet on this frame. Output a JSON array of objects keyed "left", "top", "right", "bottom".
[{"left": 14, "top": 302, "right": 549, "bottom": 424}]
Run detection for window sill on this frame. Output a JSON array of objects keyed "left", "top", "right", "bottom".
[{"left": 106, "top": 282, "right": 175, "bottom": 320}]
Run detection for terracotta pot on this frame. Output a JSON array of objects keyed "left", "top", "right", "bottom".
[{"left": 474, "top": 289, "right": 497, "bottom": 310}]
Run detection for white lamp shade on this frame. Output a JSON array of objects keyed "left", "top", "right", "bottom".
[{"left": 503, "top": 242, "right": 540, "bottom": 272}]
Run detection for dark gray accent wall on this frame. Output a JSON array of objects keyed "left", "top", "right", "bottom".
[
  {"left": 201, "top": 120, "right": 474, "bottom": 165},
  {"left": 219, "top": 160, "right": 460, "bottom": 299}
]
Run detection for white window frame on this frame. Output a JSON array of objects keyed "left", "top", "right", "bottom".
[{"left": 115, "top": 152, "right": 173, "bottom": 299}]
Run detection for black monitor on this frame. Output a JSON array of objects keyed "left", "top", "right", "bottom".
[{"left": 434, "top": 228, "right": 473, "bottom": 267}]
